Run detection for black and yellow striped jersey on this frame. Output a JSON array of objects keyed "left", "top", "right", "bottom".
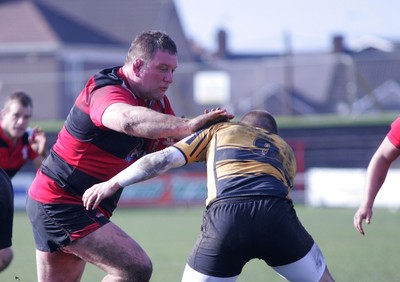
[{"left": 173, "top": 122, "right": 296, "bottom": 206}]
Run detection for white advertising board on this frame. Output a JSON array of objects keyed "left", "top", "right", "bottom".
[{"left": 306, "top": 168, "right": 400, "bottom": 208}]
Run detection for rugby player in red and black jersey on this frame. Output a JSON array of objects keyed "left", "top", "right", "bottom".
[
  {"left": 26, "top": 30, "right": 233, "bottom": 282},
  {"left": 0, "top": 91, "right": 47, "bottom": 272},
  {"left": 0, "top": 91, "right": 47, "bottom": 178}
]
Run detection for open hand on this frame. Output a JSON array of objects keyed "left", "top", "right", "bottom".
[
  {"left": 82, "top": 181, "right": 121, "bottom": 210},
  {"left": 29, "top": 127, "right": 47, "bottom": 156},
  {"left": 353, "top": 206, "right": 372, "bottom": 235},
  {"left": 190, "top": 108, "right": 234, "bottom": 132}
]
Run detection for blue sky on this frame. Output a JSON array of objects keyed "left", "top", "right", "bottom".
[{"left": 174, "top": 0, "right": 400, "bottom": 53}]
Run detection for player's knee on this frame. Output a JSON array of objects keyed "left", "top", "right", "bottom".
[
  {"left": 135, "top": 258, "right": 152, "bottom": 281},
  {"left": 122, "top": 256, "right": 153, "bottom": 282},
  {"left": 0, "top": 249, "right": 13, "bottom": 272}
]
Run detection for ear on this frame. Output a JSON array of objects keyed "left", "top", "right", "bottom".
[{"left": 132, "top": 59, "right": 144, "bottom": 76}]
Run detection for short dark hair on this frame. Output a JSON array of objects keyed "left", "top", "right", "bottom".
[
  {"left": 4, "top": 91, "right": 33, "bottom": 110},
  {"left": 239, "top": 110, "right": 278, "bottom": 134},
  {"left": 125, "top": 30, "right": 177, "bottom": 65}
]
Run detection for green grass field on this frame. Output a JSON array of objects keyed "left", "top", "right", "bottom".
[{"left": 1, "top": 206, "right": 399, "bottom": 282}]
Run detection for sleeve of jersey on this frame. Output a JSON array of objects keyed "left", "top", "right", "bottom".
[
  {"left": 89, "top": 85, "right": 138, "bottom": 126},
  {"left": 172, "top": 128, "right": 212, "bottom": 163},
  {"left": 387, "top": 116, "right": 400, "bottom": 149}
]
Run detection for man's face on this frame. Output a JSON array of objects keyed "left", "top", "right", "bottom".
[
  {"left": 137, "top": 50, "right": 178, "bottom": 100},
  {"left": 1, "top": 101, "right": 32, "bottom": 139}
]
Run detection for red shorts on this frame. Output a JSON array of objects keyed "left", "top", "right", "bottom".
[{"left": 26, "top": 196, "right": 110, "bottom": 252}]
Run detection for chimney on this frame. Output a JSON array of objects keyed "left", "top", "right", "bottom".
[
  {"left": 215, "top": 29, "right": 228, "bottom": 58},
  {"left": 332, "top": 35, "right": 345, "bottom": 53}
]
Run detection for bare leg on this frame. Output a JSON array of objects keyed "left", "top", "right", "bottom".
[
  {"left": 36, "top": 249, "right": 85, "bottom": 282},
  {"left": 64, "top": 222, "right": 152, "bottom": 282},
  {"left": 319, "top": 266, "right": 335, "bottom": 282},
  {"left": 0, "top": 247, "right": 13, "bottom": 272}
]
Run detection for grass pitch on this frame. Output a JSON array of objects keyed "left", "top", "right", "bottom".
[{"left": 2, "top": 206, "right": 399, "bottom": 281}]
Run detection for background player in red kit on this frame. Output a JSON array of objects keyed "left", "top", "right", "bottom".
[
  {"left": 26, "top": 30, "right": 233, "bottom": 282},
  {"left": 0, "top": 91, "right": 47, "bottom": 272},
  {"left": 0, "top": 91, "right": 47, "bottom": 178}
]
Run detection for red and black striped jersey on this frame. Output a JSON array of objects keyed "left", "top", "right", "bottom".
[
  {"left": 29, "top": 67, "right": 175, "bottom": 215},
  {"left": 0, "top": 124, "right": 39, "bottom": 178}
]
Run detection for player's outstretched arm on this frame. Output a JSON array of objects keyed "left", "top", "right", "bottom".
[
  {"left": 102, "top": 104, "right": 233, "bottom": 139},
  {"left": 353, "top": 137, "right": 400, "bottom": 235},
  {"left": 82, "top": 147, "right": 185, "bottom": 210}
]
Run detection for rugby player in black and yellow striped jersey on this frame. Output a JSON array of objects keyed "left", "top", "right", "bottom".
[{"left": 83, "top": 110, "right": 335, "bottom": 282}]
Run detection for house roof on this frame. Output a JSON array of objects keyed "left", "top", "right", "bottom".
[
  {"left": 0, "top": 0, "right": 194, "bottom": 60},
  {"left": 0, "top": 1, "right": 58, "bottom": 43},
  {"left": 30, "top": 0, "right": 177, "bottom": 45},
  {"left": 351, "top": 35, "right": 396, "bottom": 53},
  {"left": 352, "top": 80, "right": 400, "bottom": 114}
]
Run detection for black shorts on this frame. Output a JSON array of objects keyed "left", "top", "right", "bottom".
[
  {"left": 26, "top": 196, "right": 110, "bottom": 252},
  {"left": 0, "top": 168, "right": 13, "bottom": 249},
  {"left": 187, "top": 197, "right": 314, "bottom": 277}
]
